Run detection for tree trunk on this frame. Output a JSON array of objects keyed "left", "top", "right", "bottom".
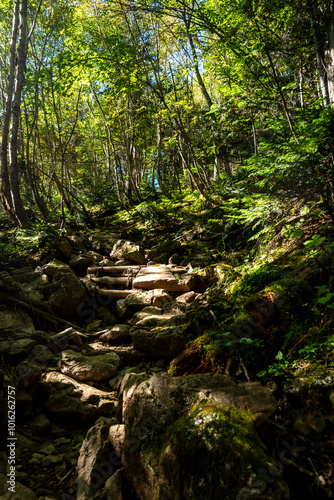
[
  {"left": 1, "top": 0, "right": 19, "bottom": 216},
  {"left": 326, "top": 16, "right": 334, "bottom": 106}
]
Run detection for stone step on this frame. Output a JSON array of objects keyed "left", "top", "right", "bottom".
[
  {"left": 132, "top": 266, "right": 194, "bottom": 292},
  {"left": 89, "top": 276, "right": 130, "bottom": 287},
  {"left": 87, "top": 266, "right": 143, "bottom": 275},
  {"left": 96, "top": 288, "right": 138, "bottom": 299}
]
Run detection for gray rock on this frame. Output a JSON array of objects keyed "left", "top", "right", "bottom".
[
  {"left": 76, "top": 417, "right": 117, "bottom": 500},
  {"left": 124, "top": 289, "right": 172, "bottom": 311},
  {"left": 69, "top": 254, "right": 94, "bottom": 267},
  {"left": 100, "top": 325, "right": 131, "bottom": 343},
  {"left": 58, "top": 350, "right": 120, "bottom": 381},
  {"left": 129, "top": 314, "right": 196, "bottom": 359},
  {"left": 108, "top": 425, "right": 126, "bottom": 458},
  {"left": 0, "top": 308, "right": 35, "bottom": 333},
  {"left": 110, "top": 240, "right": 146, "bottom": 265},
  {"left": 116, "top": 299, "right": 132, "bottom": 321},
  {"left": 132, "top": 266, "right": 194, "bottom": 292},
  {"left": 49, "top": 273, "right": 88, "bottom": 317},
  {"left": 120, "top": 373, "right": 285, "bottom": 500},
  {"left": 162, "top": 301, "right": 188, "bottom": 315},
  {"left": 42, "top": 259, "right": 74, "bottom": 277},
  {"left": 175, "top": 291, "right": 199, "bottom": 303},
  {"left": 57, "top": 238, "right": 73, "bottom": 257},
  {"left": 79, "top": 277, "right": 97, "bottom": 297},
  {"left": 128, "top": 306, "right": 162, "bottom": 326},
  {"left": 43, "top": 372, "right": 118, "bottom": 420},
  {"left": 67, "top": 235, "right": 87, "bottom": 251},
  {"left": 104, "top": 469, "right": 124, "bottom": 500}
]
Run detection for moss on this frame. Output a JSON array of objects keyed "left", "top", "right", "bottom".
[
  {"left": 141, "top": 401, "right": 281, "bottom": 499},
  {"left": 263, "top": 277, "right": 313, "bottom": 319}
]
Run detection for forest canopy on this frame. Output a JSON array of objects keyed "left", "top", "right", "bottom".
[{"left": 1, "top": 0, "right": 334, "bottom": 227}]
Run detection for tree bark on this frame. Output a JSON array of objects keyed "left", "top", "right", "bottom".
[{"left": 1, "top": 0, "right": 19, "bottom": 216}]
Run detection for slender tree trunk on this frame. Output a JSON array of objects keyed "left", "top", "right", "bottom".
[
  {"left": 307, "top": 0, "right": 330, "bottom": 107},
  {"left": 8, "top": 0, "right": 30, "bottom": 227},
  {"left": 1, "top": 0, "right": 19, "bottom": 216},
  {"left": 326, "top": 17, "right": 334, "bottom": 106}
]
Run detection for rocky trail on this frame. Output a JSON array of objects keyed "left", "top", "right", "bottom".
[{"left": 0, "top": 228, "right": 332, "bottom": 499}]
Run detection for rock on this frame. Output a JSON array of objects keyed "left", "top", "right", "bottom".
[
  {"left": 42, "top": 259, "right": 74, "bottom": 276},
  {"left": 0, "top": 271, "right": 21, "bottom": 293},
  {"left": 129, "top": 313, "right": 196, "bottom": 359},
  {"left": 116, "top": 299, "right": 132, "bottom": 321},
  {"left": 57, "top": 238, "right": 73, "bottom": 257},
  {"left": 128, "top": 306, "right": 163, "bottom": 325},
  {"left": 168, "top": 253, "right": 182, "bottom": 265},
  {"left": 58, "top": 350, "right": 120, "bottom": 381},
  {"left": 67, "top": 235, "right": 87, "bottom": 251},
  {"left": 88, "top": 233, "right": 119, "bottom": 252},
  {"left": 43, "top": 372, "right": 118, "bottom": 421},
  {"left": 87, "top": 250, "right": 104, "bottom": 263},
  {"left": 76, "top": 417, "right": 118, "bottom": 500},
  {"left": 120, "top": 373, "right": 285, "bottom": 500},
  {"left": 39, "top": 444, "right": 56, "bottom": 455},
  {"left": 110, "top": 240, "right": 146, "bottom": 265},
  {"left": 30, "top": 413, "right": 51, "bottom": 433},
  {"left": 80, "top": 277, "right": 98, "bottom": 297},
  {"left": 15, "top": 361, "right": 43, "bottom": 390},
  {"left": 147, "top": 240, "right": 182, "bottom": 264},
  {"left": 119, "top": 372, "right": 150, "bottom": 418},
  {"left": 100, "top": 325, "right": 131, "bottom": 343},
  {"left": 49, "top": 328, "right": 84, "bottom": 350},
  {"left": 69, "top": 253, "right": 94, "bottom": 267},
  {"left": 104, "top": 469, "right": 124, "bottom": 500},
  {"left": 0, "top": 474, "right": 38, "bottom": 500},
  {"left": 162, "top": 301, "right": 188, "bottom": 315},
  {"left": 26, "top": 344, "right": 55, "bottom": 367},
  {"left": 9, "top": 339, "right": 38, "bottom": 359},
  {"left": 176, "top": 291, "right": 200, "bottom": 303},
  {"left": 49, "top": 272, "right": 88, "bottom": 316},
  {"left": 108, "top": 424, "right": 126, "bottom": 457},
  {"left": 132, "top": 266, "right": 194, "bottom": 292},
  {"left": 124, "top": 289, "right": 172, "bottom": 310},
  {"left": 41, "top": 455, "right": 63, "bottom": 467},
  {"left": 0, "top": 308, "right": 35, "bottom": 333}
]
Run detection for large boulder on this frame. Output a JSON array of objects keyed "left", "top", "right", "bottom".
[
  {"left": 49, "top": 272, "right": 88, "bottom": 316},
  {"left": 117, "top": 373, "right": 287, "bottom": 500},
  {"left": 76, "top": 417, "right": 118, "bottom": 500},
  {"left": 110, "top": 240, "right": 146, "bottom": 265},
  {"left": 129, "top": 313, "right": 196, "bottom": 359},
  {"left": 0, "top": 308, "right": 34, "bottom": 333},
  {"left": 42, "top": 372, "right": 118, "bottom": 421},
  {"left": 58, "top": 350, "right": 120, "bottom": 381}
]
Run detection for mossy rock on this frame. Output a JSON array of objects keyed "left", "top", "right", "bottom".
[
  {"left": 140, "top": 402, "right": 289, "bottom": 500},
  {"left": 263, "top": 277, "right": 313, "bottom": 319}
]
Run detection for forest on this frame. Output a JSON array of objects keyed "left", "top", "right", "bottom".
[{"left": 1, "top": 0, "right": 334, "bottom": 499}]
